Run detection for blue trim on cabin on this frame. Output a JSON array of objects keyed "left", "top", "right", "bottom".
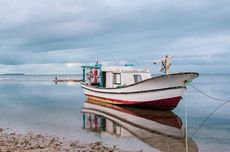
[{"left": 124, "top": 64, "right": 133, "bottom": 67}]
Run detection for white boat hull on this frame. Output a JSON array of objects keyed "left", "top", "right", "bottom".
[{"left": 81, "top": 72, "right": 199, "bottom": 110}]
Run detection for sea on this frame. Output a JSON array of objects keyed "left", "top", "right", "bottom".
[{"left": 0, "top": 74, "right": 229, "bottom": 152}]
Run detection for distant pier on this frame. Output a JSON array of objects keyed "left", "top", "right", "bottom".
[
  {"left": 53, "top": 76, "right": 82, "bottom": 84},
  {"left": 0, "top": 74, "right": 82, "bottom": 82},
  {"left": 53, "top": 79, "right": 82, "bottom": 83}
]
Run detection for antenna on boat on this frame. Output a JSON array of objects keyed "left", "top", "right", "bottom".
[
  {"left": 153, "top": 55, "right": 173, "bottom": 74},
  {"left": 96, "top": 56, "right": 99, "bottom": 65}
]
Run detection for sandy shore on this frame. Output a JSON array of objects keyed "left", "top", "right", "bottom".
[{"left": 0, "top": 128, "right": 133, "bottom": 152}]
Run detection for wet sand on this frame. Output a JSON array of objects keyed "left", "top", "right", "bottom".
[{"left": 0, "top": 128, "right": 133, "bottom": 152}]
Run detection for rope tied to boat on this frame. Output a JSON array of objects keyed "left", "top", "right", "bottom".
[
  {"left": 165, "top": 74, "right": 230, "bottom": 140},
  {"left": 185, "top": 80, "right": 192, "bottom": 87},
  {"left": 189, "top": 83, "right": 230, "bottom": 102},
  {"left": 188, "top": 83, "right": 230, "bottom": 138}
]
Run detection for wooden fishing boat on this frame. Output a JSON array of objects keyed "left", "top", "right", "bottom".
[{"left": 81, "top": 57, "right": 199, "bottom": 110}]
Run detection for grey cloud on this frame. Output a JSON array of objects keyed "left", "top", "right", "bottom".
[{"left": 0, "top": 0, "right": 230, "bottom": 73}]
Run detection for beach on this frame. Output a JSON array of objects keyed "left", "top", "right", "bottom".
[{"left": 0, "top": 128, "right": 131, "bottom": 152}]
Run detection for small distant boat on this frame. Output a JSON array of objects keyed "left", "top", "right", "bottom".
[
  {"left": 82, "top": 99, "right": 198, "bottom": 152},
  {"left": 81, "top": 56, "right": 199, "bottom": 110}
]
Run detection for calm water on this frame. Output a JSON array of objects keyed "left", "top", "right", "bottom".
[{"left": 0, "top": 75, "right": 229, "bottom": 152}]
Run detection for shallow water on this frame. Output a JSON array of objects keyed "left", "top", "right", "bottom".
[{"left": 0, "top": 75, "right": 229, "bottom": 152}]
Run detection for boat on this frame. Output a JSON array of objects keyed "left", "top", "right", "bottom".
[
  {"left": 82, "top": 99, "right": 198, "bottom": 152},
  {"left": 81, "top": 56, "right": 199, "bottom": 110}
]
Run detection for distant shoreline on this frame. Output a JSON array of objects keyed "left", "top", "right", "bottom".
[
  {"left": 1, "top": 73, "right": 25, "bottom": 75},
  {"left": 1, "top": 73, "right": 230, "bottom": 76},
  {"left": 0, "top": 74, "right": 81, "bottom": 76}
]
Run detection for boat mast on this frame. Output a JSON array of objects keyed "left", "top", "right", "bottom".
[{"left": 153, "top": 55, "right": 173, "bottom": 74}]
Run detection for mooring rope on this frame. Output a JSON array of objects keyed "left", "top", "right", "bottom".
[
  {"left": 188, "top": 83, "right": 230, "bottom": 137},
  {"left": 166, "top": 75, "right": 230, "bottom": 145},
  {"left": 189, "top": 83, "right": 230, "bottom": 102},
  {"left": 185, "top": 95, "right": 188, "bottom": 152},
  {"left": 166, "top": 74, "right": 189, "bottom": 151}
]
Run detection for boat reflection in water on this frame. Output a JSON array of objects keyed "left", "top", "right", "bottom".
[{"left": 82, "top": 99, "right": 198, "bottom": 152}]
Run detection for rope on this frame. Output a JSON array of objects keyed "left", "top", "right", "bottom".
[
  {"left": 166, "top": 74, "right": 189, "bottom": 150},
  {"left": 166, "top": 76, "right": 230, "bottom": 140},
  {"left": 189, "top": 83, "right": 230, "bottom": 102},
  {"left": 185, "top": 95, "right": 188, "bottom": 152},
  {"left": 189, "top": 83, "right": 230, "bottom": 137},
  {"left": 191, "top": 100, "right": 229, "bottom": 137}
]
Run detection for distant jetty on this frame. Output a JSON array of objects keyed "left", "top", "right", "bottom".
[
  {"left": 0, "top": 74, "right": 82, "bottom": 82},
  {"left": 53, "top": 79, "right": 82, "bottom": 83},
  {"left": 53, "top": 77, "right": 82, "bottom": 83}
]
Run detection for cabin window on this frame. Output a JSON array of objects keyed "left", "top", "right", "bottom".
[
  {"left": 134, "top": 75, "right": 142, "bottom": 83},
  {"left": 113, "top": 73, "right": 121, "bottom": 84},
  {"left": 102, "top": 72, "right": 106, "bottom": 88}
]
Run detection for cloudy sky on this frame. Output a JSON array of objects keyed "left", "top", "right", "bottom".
[{"left": 0, "top": 0, "right": 230, "bottom": 74}]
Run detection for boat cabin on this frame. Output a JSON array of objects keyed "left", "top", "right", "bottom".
[{"left": 81, "top": 64, "right": 151, "bottom": 88}]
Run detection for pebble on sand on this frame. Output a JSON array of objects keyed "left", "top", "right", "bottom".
[{"left": 0, "top": 129, "right": 131, "bottom": 152}]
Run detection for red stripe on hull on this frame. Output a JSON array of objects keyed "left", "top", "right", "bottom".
[
  {"left": 85, "top": 94, "right": 182, "bottom": 110},
  {"left": 135, "top": 97, "right": 182, "bottom": 110}
]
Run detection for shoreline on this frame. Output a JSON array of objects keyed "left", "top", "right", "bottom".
[{"left": 0, "top": 128, "right": 133, "bottom": 152}]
